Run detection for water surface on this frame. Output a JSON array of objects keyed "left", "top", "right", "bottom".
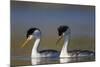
[{"left": 11, "top": 56, "right": 95, "bottom": 66}]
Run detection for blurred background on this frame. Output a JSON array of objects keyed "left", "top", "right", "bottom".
[{"left": 11, "top": 1, "right": 95, "bottom": 65}]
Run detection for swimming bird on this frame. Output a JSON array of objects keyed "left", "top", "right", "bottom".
[
  {"left": 56, "top": 25, "right": 95, "bottom": 58},
  {"left": 21, "top": 28, "right": 59, "bottom": 65}
]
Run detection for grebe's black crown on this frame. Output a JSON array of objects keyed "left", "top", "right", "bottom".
[
  {"left": 26, "top": 28, "right": 40, "bottom": 38},
  {"left": 57, "top": 25, "right": 69, "bottom": 36}
]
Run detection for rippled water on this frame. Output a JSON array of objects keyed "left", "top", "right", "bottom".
[{"left": 11, "top": 56, "right": 95, "bottom": 66}]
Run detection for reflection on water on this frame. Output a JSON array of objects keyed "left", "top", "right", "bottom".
[{"left": 11, "top": 56, "right": 95, "bottom": 66}]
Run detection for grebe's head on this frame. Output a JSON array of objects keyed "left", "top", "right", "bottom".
[
  {"left": 21, "top": 27, "right": 41, "bottom": 48},
  {"left": 56, "top": 25, "right": 70, "bottom": 44},
  {"left": 58, "top": 25, "right": 70, "bottom": 36},
  {"left": 26, "top": 28, "right": 41, "bottom": 39}
]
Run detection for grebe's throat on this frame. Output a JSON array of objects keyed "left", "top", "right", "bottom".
[
  {"left": 32, "top": 38, "right": 40, "bottom": 54},
  {"left": 60, "top": 34, "right": 70, "bottom": 57}
]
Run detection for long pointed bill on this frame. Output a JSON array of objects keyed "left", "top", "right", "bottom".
[
  {"left": 56, "top": 35, "right": 63, "bottom": 45},
  {"left": 21, "top": 35, "right": 33, "bottom": 48}
]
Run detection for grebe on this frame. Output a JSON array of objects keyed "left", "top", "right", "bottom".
[
  {"left": 21, "top": 28, "right": 59, "bottom": 65},
  {"left": 56, "top": 25, "right": 95, "bottom": 58}
]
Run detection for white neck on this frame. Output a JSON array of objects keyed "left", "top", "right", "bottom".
[
  {"left": 60, "top": 34, "right": 70, "bottom": 57},
  {"left": 31, "top": 38, "right": 40, "bottom": 57}
]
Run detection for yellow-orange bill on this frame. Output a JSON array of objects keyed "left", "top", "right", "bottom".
[
  {"left": 21, "top": 39, "right": 30, "bottom": 48},
  {"left": 21, "top": 35, "right": 33, "bottom": 48},
  {"left": 56, "top": 36, "right": 63, "bottom": 45}
]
